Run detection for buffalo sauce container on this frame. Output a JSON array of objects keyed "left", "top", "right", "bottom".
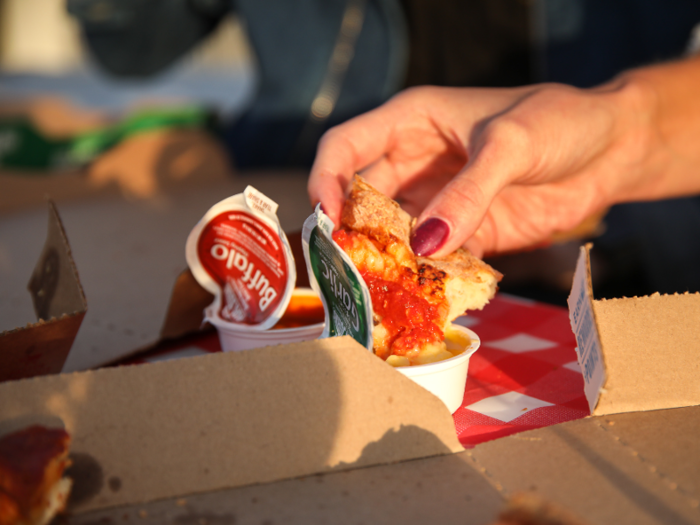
[{"left": 186, "top": 187, "right": 297, "bottom": 348}]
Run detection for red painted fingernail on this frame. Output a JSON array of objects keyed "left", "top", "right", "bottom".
[{"left": 411, "top": 218, "right": 450, "bottom": 256}]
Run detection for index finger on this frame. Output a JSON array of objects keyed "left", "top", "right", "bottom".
[{"left": 307, "top": 106, "right": 396, "bottom": 225}]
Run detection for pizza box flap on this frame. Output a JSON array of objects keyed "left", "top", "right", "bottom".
[
  {"left": 0, "top": 336, "right": 463, "bottom": 514},
  {"left": 0, "top": 200, "right": 87, "bottom": 382},
  {"left": 568, "top": 244, "right": 700, "bottom": 416},
  {"left": 67, "top": 447, "right": 508, "bottom": 525},
  {"left": 60, "top": 399, "right": 700, "bottom": 525},
  {"left": 468, "top": 404, "right": 700, "bottom": 525}
]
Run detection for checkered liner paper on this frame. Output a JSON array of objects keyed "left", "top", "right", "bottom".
[{"left": 126, "top": 294, "right": 589, "bottom": 447}]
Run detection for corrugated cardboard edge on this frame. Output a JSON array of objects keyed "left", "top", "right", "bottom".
[
  {"left": 0, "top": 336, "right": 463, "bottom": 514},
  {"left": 0, "top": 201, "right": 87, "bottom": 381},
  {"left": 567, "top": 244, "right": 606, "bottom": 413}
]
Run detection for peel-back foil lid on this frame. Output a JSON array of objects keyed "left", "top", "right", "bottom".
[
  {"left": 186, "top": 186, "right": 296, "bottom": 331},
  {"left": 301, "top": 204, "right": 373, "bottom": 350}
]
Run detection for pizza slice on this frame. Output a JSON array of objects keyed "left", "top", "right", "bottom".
[
  {"left": 332, "top": 176, "right": 502, "bottom": 365},
  {"left": 0, "top": 425, "right": 72, "bottom": 525}
]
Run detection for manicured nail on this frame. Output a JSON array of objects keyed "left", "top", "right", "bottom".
[{"left": 411, "top": 218, "right": 450, "bottom": 256}]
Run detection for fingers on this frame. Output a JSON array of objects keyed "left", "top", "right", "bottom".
[
  {"left": 308, "top": 105, "right": 398, "bottom": 225},
  {"left": 309, "top": 82, "right": 619, "bottom": 259},
  {"left": 308, "top": 85, "right": 464, "bottom": 224},
  {"left": 410, "top": 120, "right": 532, "bottom": 257},
  {"left": 455, "top": 174, "right": 605, "bottom": 256}
]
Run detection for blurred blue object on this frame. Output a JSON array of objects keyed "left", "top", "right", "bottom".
[
  {"left": 64, "top": 0, "right": 409, "bottom": 169},
  {"left": 0, "top": 64, "right": 254, "bottom": 118}
]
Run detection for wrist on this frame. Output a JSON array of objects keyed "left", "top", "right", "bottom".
[
  {"left": 593, "top": 69, "right": 666, "bottom": 204},
  {"left": 597, "top": 56, "right": 700, "bottom": 202}
]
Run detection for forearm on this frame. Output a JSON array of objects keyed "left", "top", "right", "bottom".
[{"left": 601, "top": 53, "right": 700, "bottom": 204}]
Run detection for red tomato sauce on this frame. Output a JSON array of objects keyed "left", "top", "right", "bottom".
[
  {"left": 333, "top": 229, "right": 444, "bottom": 358},
  {"left": 332, "top": 229, "right": 352, "bottom": 251},
  {"left": 362, "top": 272, "right": 444, "bottom": 357}
]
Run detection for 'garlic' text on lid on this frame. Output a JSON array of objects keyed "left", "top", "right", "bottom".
[
  {"left": 186, "top": 186, "right": 296, "bottom": 331},
  {"left": 301, "top": 204, "right": 373, "bottom": 350}
]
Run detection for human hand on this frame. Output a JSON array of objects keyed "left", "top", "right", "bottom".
[{"left": 308, "top": 80, "right": 662, "bottom": 258}]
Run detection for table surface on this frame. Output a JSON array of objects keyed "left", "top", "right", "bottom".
[{"left": 120, "top": 293, "right": 589, "bottom": 447}]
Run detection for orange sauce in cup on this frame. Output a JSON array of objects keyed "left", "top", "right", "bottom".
[{"left": 273, "top": 290, "right": 325, "bottom": 329}]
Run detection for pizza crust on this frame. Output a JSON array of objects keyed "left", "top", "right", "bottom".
[
  {"left": 341, "top": 175, "right": 415, "bottom": 248},
  {"left": 342, "top": 175, "right": 502, "bottom": 324},
  {"left": 417, "top": 249, "right": 502, "bottom": 321}
]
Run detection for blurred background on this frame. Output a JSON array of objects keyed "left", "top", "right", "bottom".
[
  {"left": 1, "top": 0, "right": 700, "bottom": 309},
  {"left": 0, "top": 0, "right": 255, "bottom": 115}
]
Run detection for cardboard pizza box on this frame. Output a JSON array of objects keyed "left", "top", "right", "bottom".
[
  {"left": 2, "top": 333, "right": 700, "bottom": 525},
  {"left": 2, "top": 103, "right": 699, "bottom": 524},
  {"left": 0, "top": 200, "right": 86, "bottom": 382},
  {"left": 568, "top": 244, "right": 700, "bottom": 416},
  {"left": 1, "top": 197, "right": 700, "bottom": 524},
  {"left": 59, "top": 404, "right": 700, "bottom": 525},
  {"left": 0, "top": 337, "right": 478, "bottom": 519}
]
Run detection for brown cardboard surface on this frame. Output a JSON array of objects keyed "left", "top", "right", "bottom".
[
  {"left": 468, "top": 406, "right": 700, "bottom": 525},
  {"left": 569, "top": 244, "right": 700, "bottom": 416},
  {"left": 593, "top": 293, "right": 700, "bottom": 415},
  {"left": 159, "top": 268, "right": 214, "bottom": 340},
  {"left": 0, "top": 336, "right": 463, "bottom": 513},
  {"left": 0, "top": 170, "right": 313, "bottom": 371},
  {"left": 56, "top": 386, "right": 700, "bottom": 525},
  {"left": 0, "top": 314, "right": 84, "bottom": 382},
  {"left": 0, "top": 201, "right": 86, "bottom": 381},
  {"left": 67, "top": 451, "right": 505, "bottom": 525}
]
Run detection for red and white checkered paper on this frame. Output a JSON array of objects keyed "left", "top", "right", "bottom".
[
  {"left": 452, "top": 294, "right": 588, "bottom": 447},
  {"left": 124, "top": 294, "right": 588, "bottom": 447}
]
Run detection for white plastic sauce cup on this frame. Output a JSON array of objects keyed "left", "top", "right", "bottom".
[
  {"left": 209, "top": 287, "right": 325, "bottom": 352},
  {"left": 211, "top": 292, "right": 478, "bottom": 415},
  {"left": 396, "top": 324, "right": 480, "bottom": 414},
  {"left": 212, "top": 320, "right": 325, "bottom": 352}
]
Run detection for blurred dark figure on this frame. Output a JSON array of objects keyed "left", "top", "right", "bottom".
[{"left": 66, "top": 0, "right": 532, "bottom": 170}]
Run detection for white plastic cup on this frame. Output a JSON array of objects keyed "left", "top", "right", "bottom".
[
  {"left": 211, "top": 319, "right": 325, "bottom": 352},
  {"left": 396, "top": 325, "right": 480, "bottom": 414},
  {"left": 209, "top": 287, "right": 325, "bottom": 352}
]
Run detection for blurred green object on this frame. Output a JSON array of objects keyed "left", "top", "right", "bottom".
[
  {"left": 0, "top": 119, "right": 72, "bottom": 171},
  {"left": 0, "top": 106, "right": 216, "bottom": 173}
]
